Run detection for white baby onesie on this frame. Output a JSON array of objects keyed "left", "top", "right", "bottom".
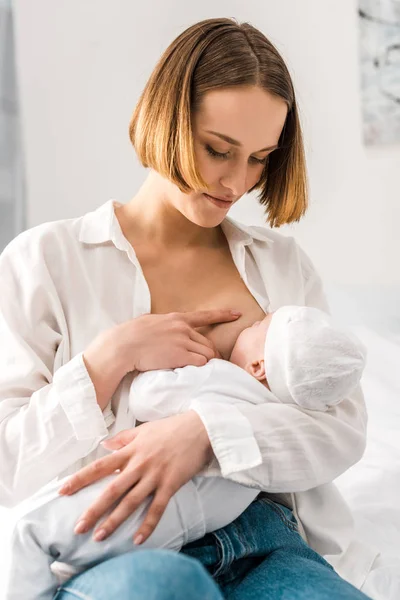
[{"left": 4, "top": 359, "right": 333, "bottom": 600}]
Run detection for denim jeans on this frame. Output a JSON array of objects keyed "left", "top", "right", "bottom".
[{"left": 54, "top": 497, "right": 371, "bottom": 599}]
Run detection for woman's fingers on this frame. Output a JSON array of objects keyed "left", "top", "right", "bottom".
[
  {"left": 188, "top": 329, "right": 221, "bottom": 357},
  {"left": 101, "top": 428, "right": 138, "bottom": 450},
  {"left": 188, "top": 329, "right": 215, "bottom": 349},
  {"left": 92, "top": 477, "right": 160, "bottom": 542},
  {"left": 58, "top": 451, "right": 126, "bottom": 495},
  {"left": 189, "top": 329, "right": 223, "bottom": 360},
  {"left": 131, "top": 486, "right": 173, "bottom": 545},
  {"left": 183, "top": 309, "right": 241, "bottom": 328},
  {"left": 74, "top": 468, "right": 142, "bottom": 536},
  {"left": 185, "top": 352, "right": 208, "bottom": 367},
  {"left": 186, "top": 339, "right": 215, "bottom": 362},
  {"left": 63, "top": 413, "right": 211, "bottom": 545}
]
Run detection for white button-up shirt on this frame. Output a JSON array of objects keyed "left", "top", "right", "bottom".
[{"left": 0, "top": 199, "right": 378, "bottom": 587}]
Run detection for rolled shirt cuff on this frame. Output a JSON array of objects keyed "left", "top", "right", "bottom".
[
  {"left": 54, "top": 352, "right": 112, "bottom": 440},
  {"left": 190, "top": 399, "right": 262, "bottom": 477}
]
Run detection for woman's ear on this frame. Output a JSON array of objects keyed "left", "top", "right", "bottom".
[{"left": 246, "top": 359, "right": 266, "bottom": 381}]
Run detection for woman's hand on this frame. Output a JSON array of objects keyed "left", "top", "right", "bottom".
[
  {"left": 115, "top": 308, "right": 240, "bottom": 372},
  {"left": 58, "top": 411, "right": 214, "bottom": 545},
  {"left": 84, "top": 309, "right": 240, "bottom": 410}
]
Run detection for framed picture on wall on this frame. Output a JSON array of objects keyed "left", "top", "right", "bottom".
[
  {"left": 359, "top": 0, "right": 400, "bottom": 145},
  {"left": 0, "top": 1, "right": 25, "bottom": 253}
]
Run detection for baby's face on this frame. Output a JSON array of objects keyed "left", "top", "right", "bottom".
[{"left": 229, "top": 312, "right": 274, "bottom": 376}]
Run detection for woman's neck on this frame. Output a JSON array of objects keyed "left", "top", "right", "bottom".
[{"left": 117, "top": 172, "right": 224, "bottom": 250}]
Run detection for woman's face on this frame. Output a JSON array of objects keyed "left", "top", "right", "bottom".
[{"left": 172, "top": 85, "right": 288, "bottom": 228}]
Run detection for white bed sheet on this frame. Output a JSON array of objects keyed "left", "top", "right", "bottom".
[
  {"left": 0, "top": 294, "right": 399, "bottom": 599},
  {"left": 335, "top": 324, "right": 400, "bottom": 600},
  {"left": 326, "top": 283, "right": 400, "bottom": 599}
]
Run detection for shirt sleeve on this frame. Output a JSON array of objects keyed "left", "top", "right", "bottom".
[
  {"left": 0, "top": 238, "right": 113, "bottom": 508},
  {"left": 194, "top": 243, "right": 368, "bottom": 492},
  {"left": 130, "top": 364, "right": 214, "bottom": 421},
  {"left": 132, "top": 363, "right": 264, "bottom": 469}
]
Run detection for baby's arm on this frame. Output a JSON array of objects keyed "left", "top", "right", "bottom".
[
  {"left": 131, "top": 361, "right": 279, "bottom": 474},
  {"left": 130, "top": 362, "right": 216, "bottom": 422}
]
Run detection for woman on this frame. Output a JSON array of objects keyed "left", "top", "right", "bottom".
[{"left": 0, "top": 17, "right": 374, "bottom": 599}]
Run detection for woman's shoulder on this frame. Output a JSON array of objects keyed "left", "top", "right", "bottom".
[
  {"left": 243, "top": 222, "right": 327, "bottom": 309},
  {"left": 232, "top": 218, "right": 317, "bottom": 281},
  {"left": 234, "top": 224, "right": 319, "bottom": 292},
  {"left": 0, "top": 202, "right": 107, "bottom": 274},
  {"left": 4, "top": 216, "right": 77, "bottom": 250},
  {"left": 0, "top": 221, "right": 75, "bottom": 284},
  {"left": 225, "top": 215, "right": 295, "bottom": 251}
]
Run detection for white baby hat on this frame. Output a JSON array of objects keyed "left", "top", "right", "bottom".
[{"left": 264, "top": 306, "right": 367, "bottom": 410}]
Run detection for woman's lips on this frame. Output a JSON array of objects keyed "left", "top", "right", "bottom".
[{"left": 203, "top": 193, "right": 233, "bottom": 209}]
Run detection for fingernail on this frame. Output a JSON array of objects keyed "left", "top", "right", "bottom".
[
  {"left": 230, "top": 311, "right": 241, "bottom": 316},
  {"left": 74, "top": 520, "right": 88, "bottom": 535},
  {"left": 58, "top": 483, "right": 71, "bottom": 495},
  {"left": 100, "top": 440, "right": 112, "bottom": 448},
  {"left": 134, "top": 534, "right": 144, "bottom": 545},
  {"left": 93, "top": 529, "right": 107, "bottom": 542}
]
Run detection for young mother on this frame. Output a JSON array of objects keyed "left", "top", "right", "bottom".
[{"left": 0, "top": 17, "right": 374, "bottom": 600}]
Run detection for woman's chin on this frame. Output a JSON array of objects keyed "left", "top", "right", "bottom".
[
  {"left": 190, "top": 196, "right": 233, "bottom": 227},
  {"left": 186, "top": 208, "right": 228, "bottom": 229}
]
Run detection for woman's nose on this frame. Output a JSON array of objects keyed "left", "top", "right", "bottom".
[{"left": 220, "top": 163, "right": 248, "bottom": 197}]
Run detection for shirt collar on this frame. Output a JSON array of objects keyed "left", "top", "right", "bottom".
[
  {"left": 78, "top": 199, "right": 274, "bottom": 248},
  {"left": 221, "top": 215, "right": 274, "bottom": 247},
  {"left": 78, "top": 199, "right": 127, "bottom": 248}
]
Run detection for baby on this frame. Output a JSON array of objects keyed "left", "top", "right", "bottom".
[{"left": 4, "top": 305, "right": 367, "bottom": 600}]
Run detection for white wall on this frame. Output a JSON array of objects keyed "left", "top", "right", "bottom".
[{"left": 13, "top": 0, "right": 400, "bottom": 285}]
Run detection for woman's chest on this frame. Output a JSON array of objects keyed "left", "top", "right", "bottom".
[{"left": 136, "top": 246, "right": 267, "bottom": 359}]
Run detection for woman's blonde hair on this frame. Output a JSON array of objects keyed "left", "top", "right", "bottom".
[{"left": 129, "top": 17, "right": 308, "bottom": 227}]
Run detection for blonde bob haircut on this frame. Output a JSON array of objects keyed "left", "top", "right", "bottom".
[{"left": 129, "top": 17, "right": 308, "bottom": 228}]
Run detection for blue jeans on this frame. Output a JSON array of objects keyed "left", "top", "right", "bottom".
[{"left": 54, "top": 497, "right": 371, "bottom": 599}]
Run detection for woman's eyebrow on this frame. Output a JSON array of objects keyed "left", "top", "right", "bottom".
[{"left": 204, "top": 130, "right": 279, "bottom": 152}]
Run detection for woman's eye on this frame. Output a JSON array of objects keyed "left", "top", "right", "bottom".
[
  {"left": 205, "top": 144, "right": 229, "bottom": 159},
  {"left": 205, "top": 144, "right": 268, "bottom": 165}
]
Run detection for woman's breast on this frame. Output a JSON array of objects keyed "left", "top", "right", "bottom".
[
  {"left": 196, "top": 292, "right": 266, "bottom": 359},
  {"left": 151, "top": 279, "right": 266, "bottom": 359},
  {"left": 137, "top": 245, "right": 267, "bottom": 360}
]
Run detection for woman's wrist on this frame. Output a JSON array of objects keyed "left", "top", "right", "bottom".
[
  {"left": 111, "top": 320, "right": 142, "bottom": 375},
  {"left": 186, "top": 410, "right": 214, "bottom": 466},
  {"left": 83, "top": 328, "right": 130, "bottom": 411}
]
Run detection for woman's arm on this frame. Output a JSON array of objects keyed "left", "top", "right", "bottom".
[
  {"left": 0, "top": 242, "right": 117, "bottom": 507},
  {"left": 195, "top": 385, "right": 366, "bottom": 492},
  {"left": 192, "top": 246, "right": 367, "bottom": 492},
  {"left": 58, "top": 412, "right": 213, "bottom": 547}
]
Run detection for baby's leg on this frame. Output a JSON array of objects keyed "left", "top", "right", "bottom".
[
  {"left": 193, "top": 475, "right": 259, "bottom": 535},
  {"left": 5, "top": 474, "right": 206, "bottom": 600}
]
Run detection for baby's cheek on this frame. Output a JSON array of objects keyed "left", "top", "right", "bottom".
[
  {"left": 228, "top": 343, "right": 242, "bottom": 366},
  {"left": 229, "top": 333, "right": 251, "bottom": 366},
  {"left": 246, "top": 329, "right": 266, "bottom": 359}
]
